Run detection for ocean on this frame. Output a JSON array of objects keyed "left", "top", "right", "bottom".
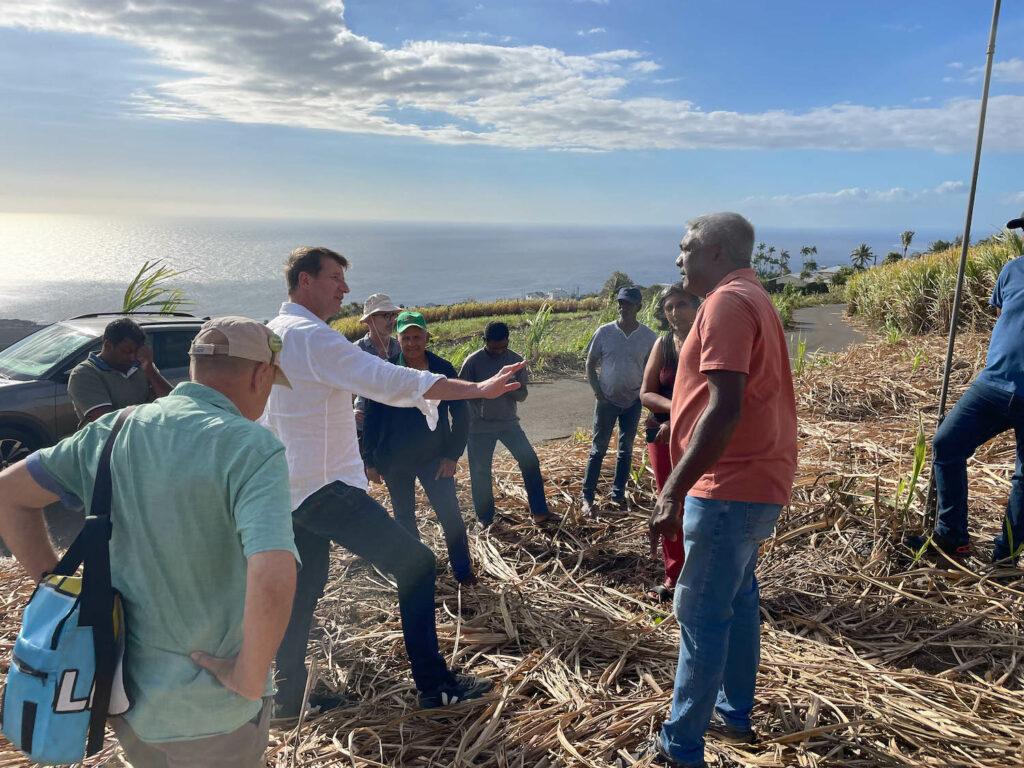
[{"left": 0, "top": 213, "right": 961, "bottom": 323}]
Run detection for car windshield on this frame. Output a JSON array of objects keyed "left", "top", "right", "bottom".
[{"left": 0, "top": 323, "right": 96, "bottom": 381}]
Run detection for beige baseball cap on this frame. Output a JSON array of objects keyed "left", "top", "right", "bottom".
[{"left": 189, "top": 316, "right": 291, "bottom": 388}]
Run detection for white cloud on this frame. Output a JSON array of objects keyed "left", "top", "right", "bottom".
[
  {"left": 992, "top": 58, "right": 1024, "bottom": 83},
  {"left": 748, "top": 181, "right": 967, "bottom": 206},
  {"left": 631, "top": 60, "right": 661, "bottom": 74},
  {"left": 1005, "top": 191, "right": 1024, "bottom": 205},
  {"left": 5, "top": 1, "right": 1024, "bottom": 153},
  {"left": 576, "top": 27, "right": 606, "bottom": 37},
  {"left": 955, "top": 58, "right": 1024, "bottom": 85}
]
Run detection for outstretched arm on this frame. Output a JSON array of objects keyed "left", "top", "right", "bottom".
[{"left": 424, "top": 361, "right": 526, "bottom": 401}]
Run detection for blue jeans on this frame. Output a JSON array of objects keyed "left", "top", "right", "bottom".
[
  {"left": 582, "top": 398, "right": 643, "bottom": 502},
  {"left": 275, "top": 482, "right": 448, "bottom": 712},
  {"left": 383, "top": 458, "right": 473, "bottom": 582},
  {"left": 660, "top": 496, "right": 782, "bottom": 765},
  {"left": 933, "top": 380, "right": 1024, "bottom": 559},
  {"left": 467, "top": 425, "right": 550, "bottom": 523}
]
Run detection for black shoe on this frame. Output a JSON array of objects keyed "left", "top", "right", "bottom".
[
  {"left": 609, "top": 496, "right": 628, "bottom": 511},
  {"left": 903, "top": 531, "right": 971, "bottom": 561},
  {"left": 419, "top": 672, "right": 493, "bottom": 708},
  {"left": 647, "top": 584, "right": 674, "bottom": 602},
  {"left": 457, "top": 571, "right": 479, "bottom": 587},
  {"left": 271, "top": 691, "right": 352, "bottom": 725},
  {"left": 706, "top": 712, "right": 756, "bottom": 744},
  {"left": 617, "top": 735, "right": 705, "bottom": 767}
]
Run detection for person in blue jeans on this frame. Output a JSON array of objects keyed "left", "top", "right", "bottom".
[
  {"left": 581, "top": 286, "right": 656, "bottom": 515},
  {"left": 362, "top": 311, "right": 476, "bottom": 585},
  {"left": 906, "top": 213, "right": 1024, "bottom": 565},
  {"left": 643, "top": 213, "right": 798, "bottom": 767},
  {"left": 459, "top": 322, "right": 557, "bottom": 527}
]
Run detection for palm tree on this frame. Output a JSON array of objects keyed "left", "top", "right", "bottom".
[
  {"left": 900, "top": 230, "right": 914, "bottom": 260},
  {"left": 850, "top": 243, "right": 874, "bottom": 270},
  {"left": 800, "top": 245, "right": 818, "bottom": 260},
  {"left": 778, "top": 249, "right": 791, "bottom": 275}
]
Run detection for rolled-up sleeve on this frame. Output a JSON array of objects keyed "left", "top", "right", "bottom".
[{"left": 308, "top": 325, "right": 443, "bottom": 423}]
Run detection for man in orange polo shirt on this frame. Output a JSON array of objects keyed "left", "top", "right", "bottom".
[{"left": 641, "top": 212, "right": 798, "bottom": 768}]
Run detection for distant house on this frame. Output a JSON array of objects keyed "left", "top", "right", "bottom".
[
  {"left": 766, "top": 266, "right": 839, "bottom": 294},
  {"left": 526, "top": 288, "right": 573, "bottom": 300}
]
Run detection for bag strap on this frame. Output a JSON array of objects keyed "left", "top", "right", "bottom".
[
  {"left": 46, "top": 407, "right": 134, "bottom": 756},
  {"left": 52, "top": 407, "right": 135, "bottom": 578}
]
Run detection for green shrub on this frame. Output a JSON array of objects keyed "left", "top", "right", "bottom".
[{"left": 846, "top": 231, "right": 1021, "bottom": 334}]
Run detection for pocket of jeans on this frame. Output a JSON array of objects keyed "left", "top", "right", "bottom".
[{"left": 746, "top": 504, "right": 782, "bottom": 541}]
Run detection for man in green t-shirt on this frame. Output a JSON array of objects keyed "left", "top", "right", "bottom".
[
  {"left": 0, "top": 317, "right": 298, "bottom": 768},
  {"left": 68, "top": 317, "right": 173, "bottom": 425}
]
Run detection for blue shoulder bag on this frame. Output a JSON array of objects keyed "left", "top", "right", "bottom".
[{"left": 1, "top": 407, "right": 134, "bottom": 764}]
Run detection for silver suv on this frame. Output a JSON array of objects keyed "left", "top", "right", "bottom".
[{"left": 0, "top": 313, "right": 204, "bottom": 469}]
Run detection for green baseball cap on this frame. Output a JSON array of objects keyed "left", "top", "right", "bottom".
[{"left": 395, "top": 311, "right": 427, "bottom": 334}]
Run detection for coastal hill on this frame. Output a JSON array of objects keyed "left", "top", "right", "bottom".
[{"left": 1, "top": 240, "right": 1021, "bottom": 765}]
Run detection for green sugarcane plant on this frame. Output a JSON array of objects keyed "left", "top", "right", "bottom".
[{"left": 122, "top": 260, "right": 192, "bottom": 313}]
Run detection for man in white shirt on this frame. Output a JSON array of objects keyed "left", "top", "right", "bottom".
[{"left": 262, "top": 246, "right": 526, "bottom": 719}]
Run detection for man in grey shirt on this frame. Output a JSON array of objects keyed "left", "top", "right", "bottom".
[
  {"left": 459, "top": 322, "right": 556, "bottom": 526},
  {"left": 68, "top": 317, "right": 173, "bottom": 425},
  {"left": 582, "top": 286, "right": 657, "bottom": 514}
]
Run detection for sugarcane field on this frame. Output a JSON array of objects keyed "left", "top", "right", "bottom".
[{"left": 2, "top": 324, "right": 1022, "bottom": 767}]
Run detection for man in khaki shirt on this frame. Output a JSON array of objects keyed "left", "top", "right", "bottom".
[{"left": 68, "top": 318, "right": 172, "bottom": 424}]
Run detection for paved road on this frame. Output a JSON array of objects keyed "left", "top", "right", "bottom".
[{"left": 784, "top": 303, "right": 863, "bottom": 357}]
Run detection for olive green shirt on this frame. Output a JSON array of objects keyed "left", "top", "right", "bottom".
[
  {"left": 67, "top": 353, "right": 151, "bottom": 421},
  {"left": 27, "top": 383, "right": 299, "bottom": 742}
]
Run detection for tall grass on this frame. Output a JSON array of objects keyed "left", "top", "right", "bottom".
[
  {"left": 772, "top": 292, "right": 795, "bottom": 327},
  {"left": 523, "top": 303, "right": 554, "bottom": 363},
  {"left": 846, "top": 231, "right": 1021, "bottom": 334},
  {"left": 331, "top": 297, "right": 604, "bottom": 339}
]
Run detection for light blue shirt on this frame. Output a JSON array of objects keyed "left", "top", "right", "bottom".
[
  {"left": 28, "top": 383, "right": 298, "bottom": 742},
  {"left": 977, "top": 255, "right": 1024, "bottom": 394}
]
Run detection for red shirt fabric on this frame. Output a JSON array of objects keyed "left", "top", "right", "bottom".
[{"left": 669, "top": 268, "right": 798, "bottom": 505}]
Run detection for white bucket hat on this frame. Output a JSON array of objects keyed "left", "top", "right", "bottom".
[{"left": 360, "top": 293, "right": 401, "bottom": 322}]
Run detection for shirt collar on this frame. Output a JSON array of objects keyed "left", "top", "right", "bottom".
[
  {"left": 280, "top": 301, "right": 327, "bottom": 327},
  {"left": 88, "top": 351, "right": 140, "bottom": 378},
  {"left": 708, "top": 267, "right": 758, "bottom": 295},
  {"left": 171, "top": 381, "right": 243, "bottom": 417}
]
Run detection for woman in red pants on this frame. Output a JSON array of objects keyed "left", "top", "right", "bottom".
[{"left": 640, "top": 282, "right": 700, "bottom": 601}]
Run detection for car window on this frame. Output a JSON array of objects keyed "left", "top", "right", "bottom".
[
  {"left": 150, "top": 328, "right": 200, "bottom": 371},
  {"left": 0, "top": 324, "right": 96, "bottom": 381}
]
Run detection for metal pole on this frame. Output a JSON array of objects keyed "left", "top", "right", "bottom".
[{"left": 923, "top": 0, "right": 1001, "bottom": 531}]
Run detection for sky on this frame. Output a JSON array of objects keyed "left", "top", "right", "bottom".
[{"left": 0, "top": 0, "right": 1022, "bottom": 229}]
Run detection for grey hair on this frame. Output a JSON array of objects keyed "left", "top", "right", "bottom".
[{"left": 685, "top": 212, "right": 755, "bottom": 266}]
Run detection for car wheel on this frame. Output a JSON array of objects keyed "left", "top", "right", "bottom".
[{"left": 0, "top": 429, "right": 36, "bottom": 470}]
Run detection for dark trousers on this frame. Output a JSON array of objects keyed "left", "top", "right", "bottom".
[
  {"left": 933, "top": 380, "right": 1024, "bottom": 560},
  {"left": 467, "top": 425, "right": 550, "bottom": 523},
  {"left": 274, "top": 482, "right": 448, "bottom": 713},
  {"left": 382, "top": 458, "right": 472, "bottom": 582},
  {"left": 582, "top": 398, "right": 643, "bottom": 502}
]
